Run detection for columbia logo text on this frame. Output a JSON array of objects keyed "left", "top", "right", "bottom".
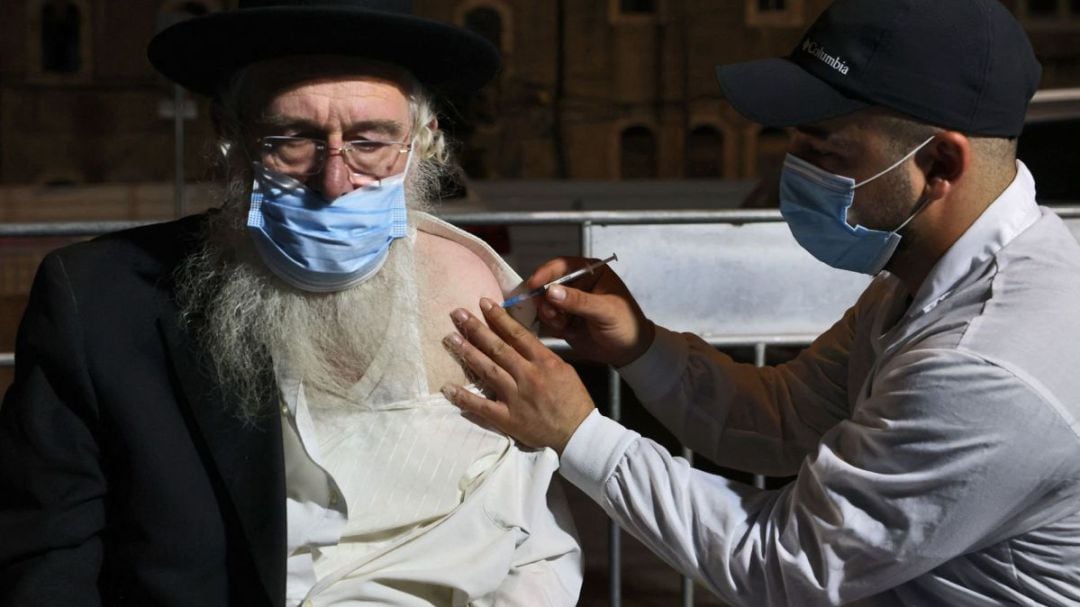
[{"left": 802, "top": 39, "right": 850, "bottom": 75}]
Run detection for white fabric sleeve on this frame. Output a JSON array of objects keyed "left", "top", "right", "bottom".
[
  {"left": 559, "top": 410, "right": 639, "bottom": 504},
  {"left": 618, "top": 308, "right": 856, "bottom": 476},
  {"left": 560, "top": 348, "right": 1074, "bottom": 606}
]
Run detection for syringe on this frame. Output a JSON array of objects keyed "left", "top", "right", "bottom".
[{"left": 501, "top": 253, "right": 618, "bottom": 309}]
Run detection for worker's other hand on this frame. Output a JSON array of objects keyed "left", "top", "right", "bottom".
[
  {"left": 442, "top": 298, "right": 596, "bottom": 453},
  {"left": 529, "top": 256, "right": 654, "bottom": 369}
]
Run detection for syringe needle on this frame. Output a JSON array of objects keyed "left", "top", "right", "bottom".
[
  {"left": 546, "top": 253, "right": 618, "bottom": 287},
  {"left": 501, "top": 253, "right": 618, "bottom": 309}
]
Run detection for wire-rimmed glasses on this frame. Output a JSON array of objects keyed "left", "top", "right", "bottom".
[{"left": 257, "top": 135, "right": 411, "bottom": 178}]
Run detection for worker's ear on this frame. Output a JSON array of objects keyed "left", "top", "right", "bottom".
[{"left": 917, "top": 131, "right": 969, "bottom": 201}]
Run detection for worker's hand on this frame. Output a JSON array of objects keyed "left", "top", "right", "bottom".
[
  {"left": 441, "top": 298, "right": 596, "bottom": 453},
  {"left": 529, "top": 257, "right": 655, "bottom": 369}
]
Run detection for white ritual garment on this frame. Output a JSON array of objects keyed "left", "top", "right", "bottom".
[{"left": 281, "top": 212, "right": 582, "bottom": 606}]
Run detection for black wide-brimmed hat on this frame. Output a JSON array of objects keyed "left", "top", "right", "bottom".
[
  {"left": 715, "top": 0, "right": 1041, "bottom": 137},
  {"left": 148, "top": 0, "right": 500, "bottom": 97}
]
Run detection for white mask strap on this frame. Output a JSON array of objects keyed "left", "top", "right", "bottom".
[
  {"left": 891, "top": 192, "right": 935, "bottom": 235},
  {"left": 367, "top": 143, "right": 414, "bottom": 189},
  {"left": 853, "top": 135, "right": 935, "bottom": 190},
  {"left": 402, "top": 141, "right": 415, "bottom": 176}
]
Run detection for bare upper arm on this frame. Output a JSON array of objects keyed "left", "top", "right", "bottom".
[
  {"left": 415, "top": 230, "right": 504, "bottom": 390},
  {"left": 415, "top": 230, "right": 503, "bottom": 316}
]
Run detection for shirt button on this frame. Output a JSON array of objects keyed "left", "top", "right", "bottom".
[
  {"left": 280, "top": 404, "right": 290, "bottom": 416},
  {"left": 301, "top": 600, "right": 314, "bottom": 607}
]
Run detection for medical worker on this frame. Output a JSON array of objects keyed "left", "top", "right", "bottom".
[{"left": 441, "top": 0, "right": 1080, "bottom": 604}]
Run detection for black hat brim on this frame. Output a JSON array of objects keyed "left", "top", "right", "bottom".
[
  {"left": 148, "top": 7, "right": 500, "bottom": 97},
  {"left": 715, "top": 57, "right": 868, "bottom": 128}
]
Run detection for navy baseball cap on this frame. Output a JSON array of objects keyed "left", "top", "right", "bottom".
[{"left": 715, "top": 0, "right": 1042, "bottom": 137}]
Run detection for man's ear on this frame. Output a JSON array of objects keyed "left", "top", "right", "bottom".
[{"left": 919, "top": 131, "right": 970, "bottom": 200}]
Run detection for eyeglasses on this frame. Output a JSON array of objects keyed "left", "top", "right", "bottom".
[{"left": 257, "top": 135, "right": 412, "bottom": 177}]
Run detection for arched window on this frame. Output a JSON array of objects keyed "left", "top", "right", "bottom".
[
  {"left": 456, "top": 1, "right": 513, "bottom": 52},
  {"left": 1027, "top": 0, "right": 1057, "bottom": 15},
  {"left": 464, "top": 7, "right": 502, "bottom": 51},
  {"left": 1017, "top": 0, "right": 1080, "bottom": 20},
  {"left": 620, "top": 125, "right": 657, "bottom": 179},
  {"left": 40, "top": 0, "right": 81, "bottom": 73},
  {"left": 453, "top": 2, "right": 512, "bottom": 180},
  {"left": 158, "top": 1, "right": 215, "bottom": 31},
  {"left": 746, "top": 0, "right": 803, "bottom": 27},
  {"left": 621, "top": 0, "right": 656, "bottom": 13},
  {"left": 687, "top": 125, "right": 724, "bottom": 178},
  {"left": 755, "top": 127, "right": 790, "bottom": 180},
  {"left": 176, "top": 1, "right": 210, "bottom": 15},
  {"left": 461, "top": 7, "right": 504, "bottom": 129}
]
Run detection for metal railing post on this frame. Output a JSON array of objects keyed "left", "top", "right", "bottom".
[
  {"left": 579, "top": 216, "right": 623, "bottom": 606},
  {"left": 681, "top": 447, "right": 695, "bottom": 606},
  {"left": 753, "top": 342, "right": 768, "bottom": 490},
  {"left": 607, "top": 366, "right": 623, "bottom": 607},
  {"left": 173, "top": 84, "right": 186, "bottom": 219}
]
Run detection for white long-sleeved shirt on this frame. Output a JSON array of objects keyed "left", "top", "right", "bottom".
[{"left": 561, "top": 162, "right": 1080, "bottom": 606}]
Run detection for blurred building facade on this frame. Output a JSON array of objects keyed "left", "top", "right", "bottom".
[
  {"left": 2, "top": 0, "right": 1080, "bottom": 389},
  {"left": 5, "top": 0, "right": 1077, "bottom": 192}
]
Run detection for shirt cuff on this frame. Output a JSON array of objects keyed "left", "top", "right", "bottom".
[
  {"left": 617, "top": 325, "right": 689, "bottom": 403},
  {"left": 559, "top": 410, "right": 640, "bottom": 505}
]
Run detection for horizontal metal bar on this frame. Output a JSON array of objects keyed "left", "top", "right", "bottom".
[
  {"left": 699, "top": 334, "right": 816, "bottom": 347},
  {"left": 539, "top": 334, "right": 814, "bottom": 353},
  {"left": 4, "top": 206, "right": 1080, "bottom": 238},
  {"left": 0, "top": 221, "right": 154, "bottom": 238},
  {"left": 0, "top": 212, "right": 785, "bottom": 238},
  {"left": 443, "top": 209, "right": 785, "bottom": 225}
]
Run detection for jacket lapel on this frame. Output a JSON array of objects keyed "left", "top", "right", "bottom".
[{"left": 158, "top": 311, "right": 286, "bottom": 607}]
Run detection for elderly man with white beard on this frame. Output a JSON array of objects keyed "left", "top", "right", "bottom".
[{"left": 0, "top": 2, "right": 582, "bottom": 606}]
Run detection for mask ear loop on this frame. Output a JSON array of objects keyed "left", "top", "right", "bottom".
[
  {"left": 852, "top": 135, "right": 936, "bottom": 190},
  {"left": 876, "top": 135, "right": 938, "bottom": 235},
  {"left": 891, "top": 191, "right": 934, "bottom": 235},
  {"left": 401, "top": 139, "right": 415, "bottom": 180},
  {"left": 368, "top": 139, "right": 415, "bottom": 189}
]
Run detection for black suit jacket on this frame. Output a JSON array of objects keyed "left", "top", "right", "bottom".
[{"left": 0, "top": 215, "right": 286, "bottom": 606}]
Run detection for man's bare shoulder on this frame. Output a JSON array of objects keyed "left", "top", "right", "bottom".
[
  {"left": 415, "top": 229, "right": 504, "bottom": 302},
  {"left": 414, "top": 229, "right": 506, "bottom": 391}
]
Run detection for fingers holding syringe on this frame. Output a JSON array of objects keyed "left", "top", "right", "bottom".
[
  {"left": 541, "top": 276, "right": 655, "bottom": 368},
  {"left": 527, "top": 256, "right": 608, "bottom": 331}
]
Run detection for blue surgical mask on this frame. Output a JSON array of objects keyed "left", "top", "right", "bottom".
[
  {"left": 779, "top": 136, "right": 934, "bottom": 275},
  {"left": 246, "top": 159, "right": 410, "bottom": 292}
]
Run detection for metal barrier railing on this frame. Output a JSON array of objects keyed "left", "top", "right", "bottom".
[{"left": 4, "top": 205, "right": 1080, "bottom": 606}]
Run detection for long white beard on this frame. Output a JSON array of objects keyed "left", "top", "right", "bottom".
[{"left": 177, "top": 162, "right": 441, "bottom": 420}]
